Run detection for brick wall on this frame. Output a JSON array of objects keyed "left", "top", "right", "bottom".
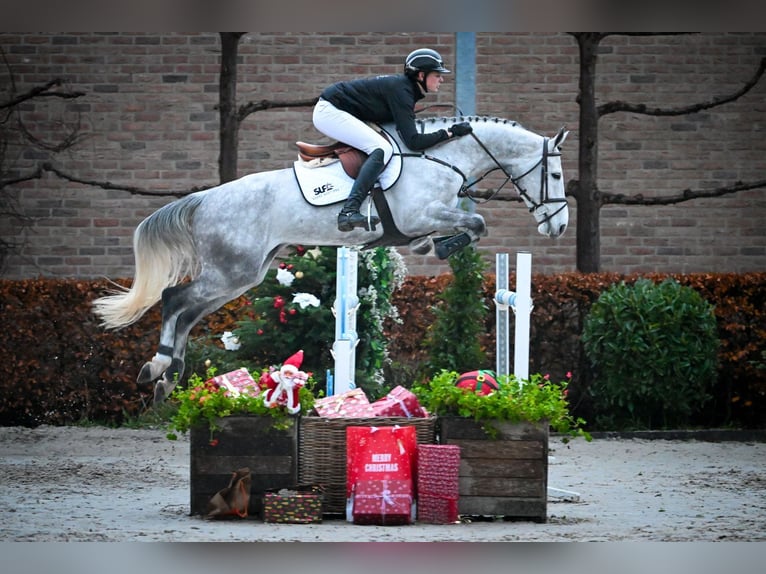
[{"left": 1, "top": 32, "right": 764, "bottom": 279}]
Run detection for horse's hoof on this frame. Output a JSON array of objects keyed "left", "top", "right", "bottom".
[
  {"left": 409, "top": 236, "right": 433, "bottom": 255},
  {"left": 153, "top": 380, "right": 173, "bottom": 404},
  {"left": 137, "top": 362, "right": 160, "bottom": 385}
]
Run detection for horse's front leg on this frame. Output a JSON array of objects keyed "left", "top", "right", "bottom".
[{"left": 425, "top": 205, "right": 488, "bottom": 259}]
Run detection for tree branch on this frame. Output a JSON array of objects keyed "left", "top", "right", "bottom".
[
  {"left": 598, "top": 56, "right": 766, "bottom": 117},
  {"left": 601, "top": 179, "right": 766, "bottom": 205},
  {"left": 237, "top": 97, "right": 318, "bottom": 122},
  {"left": 0, "top": 78, "right": 86, "bottom": 110},
  {"left": 39, "top": 164, "right": 211, "bottom": 197},
  {"left": 0, "top": 166, "right": 43, "bottom": 190}
]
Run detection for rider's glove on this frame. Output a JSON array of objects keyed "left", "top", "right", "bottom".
[{"left": 450, "top": 122, "right": 473, "bottom": 137}]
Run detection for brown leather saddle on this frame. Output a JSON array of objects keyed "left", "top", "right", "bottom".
[{"left": 295, "top": 141, "right": 367, "bottom": 179}]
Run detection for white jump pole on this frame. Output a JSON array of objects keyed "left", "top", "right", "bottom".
[
  {"left": 495, "top": 253, "right": 510, "bottom": 378},
  {"left": 494, "top": 251, "right": 533, "bottom": 383},
  {"left": 495, "top": 251, "right": 581, "bottom": 502},
  {"left": 513, "top": 251, "right": 532, "bottom": 382},
  {"left": 331, "top": 247, "right": 359, "bottom": 394}
]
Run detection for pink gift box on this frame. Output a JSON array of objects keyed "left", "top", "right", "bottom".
[
  {"left": 206, "top": 367, "right": 260, "bottom": 397},
  {"left": 352, "top": 479, "right": 413, "bottom": 525},
  {"left": 371, "top": 385, "right": 426, "bottom": 418},
  {"left": 313, "top": 388, "right": 375, "bottom": 418}
]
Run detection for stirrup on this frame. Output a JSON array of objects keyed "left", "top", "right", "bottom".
[
  {"left": 338, "top": 211, "right": 380, "bottom": 232},
  {"left": 433, "top": 232, "right": 473, "bottom": 259}
]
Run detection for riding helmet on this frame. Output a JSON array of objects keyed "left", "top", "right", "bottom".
[{"left": 404, "top": 48, "right": 451, "bottom": 74}]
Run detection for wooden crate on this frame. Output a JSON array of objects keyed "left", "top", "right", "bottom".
[
  {"left": 298, "top": 416, "right": 436, "bottom": 515},
  {"left": 438, "top": 417, "right": 548, "bottom": 522},
  {"left": 189, "top": 416, "right": 298, "bottom": 517}
]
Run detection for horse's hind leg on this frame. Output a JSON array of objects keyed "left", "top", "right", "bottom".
[
  {"left": 136, "top": 282, "right": 191, "bottom": 388},
  {"left": 152, "top": 291, "right": 239, "bottom": 403}
]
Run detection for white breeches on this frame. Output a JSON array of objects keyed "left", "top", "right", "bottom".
[{"left": 313, "top": 98, "right": 394, "bottom": 164}]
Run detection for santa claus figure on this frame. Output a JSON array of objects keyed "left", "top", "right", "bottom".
[{"left": 260, "top": 350, "right": 308, "bottom": 415}]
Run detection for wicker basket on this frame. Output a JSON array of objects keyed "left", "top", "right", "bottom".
[{"left": 298, "top": 416, "right": 437, "bottom": 515}]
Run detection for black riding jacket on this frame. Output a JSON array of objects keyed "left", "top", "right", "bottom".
[{"left": 320, "top": 74, "right": 450, "bottom": 151}]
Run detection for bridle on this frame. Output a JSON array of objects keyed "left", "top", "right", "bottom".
[{"left": 400, "top": 130, "right": 568, "bottom": 227}]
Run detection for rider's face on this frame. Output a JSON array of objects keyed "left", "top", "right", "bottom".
[{"left": 422, "top": 71, "right": 444, "bottom": 92}]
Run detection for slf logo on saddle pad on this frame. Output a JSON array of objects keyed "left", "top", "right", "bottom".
[
  {"left": 294, "top": 160, "right": 354, "bottom": 206},
  {"left": 313, "top": 182, "right": 336, "bottom": 197}
]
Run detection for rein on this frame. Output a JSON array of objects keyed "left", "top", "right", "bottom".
[{"left": 397, "top": 129, "right": 567, "bottom": 226}]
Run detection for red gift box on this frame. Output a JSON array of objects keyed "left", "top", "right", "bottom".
[
  {"left": 352, "top": 479, "right": 413, "bottom": 525},
  {"left": 370, "top": 385, "right": 426, "bottom": 418},
  {"left": 417, "top": 493, "right": 459, "bottom": 524},
  {"left": 313, "top": 388, "right": 375, "bottom": 418},
  {"left": 346, "top": 425, "right": 417, "bottom": 500},
  {"left": 206, "top": 367, "right": 260, "bottom": 397},
  {"left": 417, "top": 445, "right": 461, "bottom": 523}
]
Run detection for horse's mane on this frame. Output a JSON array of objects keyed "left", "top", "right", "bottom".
[{"left": 416, "top": 115, "right": 523, "bottom": 130}]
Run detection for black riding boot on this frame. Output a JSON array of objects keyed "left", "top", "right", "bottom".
[{"left": 338, "top": 148, "right": 384, "bottom": 232}]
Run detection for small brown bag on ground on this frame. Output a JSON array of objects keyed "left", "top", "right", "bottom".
[{"left": 205, "top": 467, "right": 252, "bottom": 519}]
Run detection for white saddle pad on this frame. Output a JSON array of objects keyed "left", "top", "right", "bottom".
[{"left": 294, "top": 129, "right": 403, "bottom": 207}]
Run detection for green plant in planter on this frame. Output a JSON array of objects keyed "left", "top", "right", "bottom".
[
  {"left": 165, "top": 363, "right": 317, "bottom": 441},
  {"left": 412, "top": 370, "right": 590, "bottom": 442}
]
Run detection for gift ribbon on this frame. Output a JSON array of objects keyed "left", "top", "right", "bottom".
[
  {"left": 380, "top": 488, "right": 395, "bottom": 516},
  {"left": 386, "top": 392, "right": 412, "bottom": 418}
]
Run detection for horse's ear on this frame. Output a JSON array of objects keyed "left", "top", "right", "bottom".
[{"left": 553, "top": 126, "right": 569, "bottom": 149}]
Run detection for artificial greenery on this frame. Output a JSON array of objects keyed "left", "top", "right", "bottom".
[
  {"left": 355, "top": 247, "right": 407, "bottom": 395},
  {"left": 581, "top": 278, "right": 719, "bottom": 430},
  {"left": 423, "top": 245, "right": 489, "bottom": 375},
  {"left": 211, "top": 245, "right": 406, "bottom": 398},
  {"left": 165, "top": 363, "right": 317, "bottom": 441},
  {"left": 412, "top": 369, "right": 590, "bottom": 442},
  {"left": 234, "top": 246, "right": 336, "bottom": 381}
]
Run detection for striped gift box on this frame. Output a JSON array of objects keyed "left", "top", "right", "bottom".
[{"left": 417, "top": 444, "right": 461, "bottom": 523}]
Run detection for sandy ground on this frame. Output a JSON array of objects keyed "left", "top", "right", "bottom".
[{"left": 0, "top": 425, "right": 764, "bottom": 542}]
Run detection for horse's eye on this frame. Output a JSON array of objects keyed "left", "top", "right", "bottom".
[{"left": 551, "top": 173, "right": 561, "bottom": 180}]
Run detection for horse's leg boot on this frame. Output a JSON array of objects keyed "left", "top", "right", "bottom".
[
  {"left": 338, "top": 148, "right": 384, "bottom": 232},
  {"left": 433, "top": 232, "right": 473, "bottom": 259}
]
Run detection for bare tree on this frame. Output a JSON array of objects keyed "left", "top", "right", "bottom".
[
  {"left": 0, "top": 48, "right": 86, "bottom": 272},
  {"left": 217, "top": 33, "right": 316, "bottom": 183},
  {"left": 567, "top": 33, "right": 766, "bottom": 272}
]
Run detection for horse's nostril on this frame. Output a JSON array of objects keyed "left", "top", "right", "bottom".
[{"left": 559, "top": 223, "right": 567, "bottom": 235}]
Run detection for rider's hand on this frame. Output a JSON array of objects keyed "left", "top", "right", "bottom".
[{"left": 450, "top": 122, "right": 472, "bottom": 137}]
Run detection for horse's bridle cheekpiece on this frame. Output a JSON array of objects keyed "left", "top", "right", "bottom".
[{"left": 401, "top": 125, "right": 567, "bottom": 228}]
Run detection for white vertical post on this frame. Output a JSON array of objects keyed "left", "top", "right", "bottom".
[
  {"left": 495, "top": 253, "right": 510, "bottom": 378},
  {"left": 331, "top": 247, "right": 358, "bottom": 394},
  {"left": 514, "top": 251, "right": 532, "bottom": 382}
]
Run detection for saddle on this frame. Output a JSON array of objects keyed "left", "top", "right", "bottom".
[{"left": 295, "top": 141, "right": 367, "bottom": 179}]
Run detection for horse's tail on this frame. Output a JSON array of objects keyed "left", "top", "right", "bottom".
[{"left": 92, "top": 193, "right": 204, "bottom": 329}]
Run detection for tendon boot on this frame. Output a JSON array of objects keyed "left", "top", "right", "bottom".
[
  {"left": 433, "top": 232, "right": 473, "bottom": 260},
  {"left": 338, "top": 148, "right": 385, "bottom": 232}
]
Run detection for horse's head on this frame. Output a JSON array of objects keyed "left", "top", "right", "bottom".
[
  {"left": 510, "top": 126, "right": 569, "bottom": 239},
  {"left": 457, "top": 118, "right": 570, "bottom": 239}
]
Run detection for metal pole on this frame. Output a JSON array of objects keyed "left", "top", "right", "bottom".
[
  {"left": 495, "top": 253, "right": 509, "bottom": 378},
  {"left": 331, "top": 247, "right": 358, "bottom": 394}
]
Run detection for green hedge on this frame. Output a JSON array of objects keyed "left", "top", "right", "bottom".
[{"left": 1, "top": 272, "right": 764, "bottom": 429}]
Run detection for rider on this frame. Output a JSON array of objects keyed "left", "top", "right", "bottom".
[{"left": 313, "top": 48, "right": 473, "bottom": 232}]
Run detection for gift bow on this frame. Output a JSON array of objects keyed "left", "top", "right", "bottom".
[
  {"left": 386, "top": 392, "right": 412, "bottom": 418},
  {"left": 380, "top": 488, "right": 395, "bottom": 515}
]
